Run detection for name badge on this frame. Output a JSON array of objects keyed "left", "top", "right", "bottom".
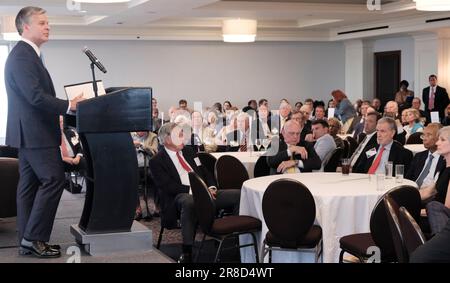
[
  {"left": 194, "top": 157, "right": 202, "bottom": 167},
  {"left": 366, "top": 148, "right": 377, "bottom": 158}
]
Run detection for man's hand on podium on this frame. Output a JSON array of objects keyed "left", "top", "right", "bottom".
[{"left": 70, "top": 93, "right": 86, "bottom": 111}]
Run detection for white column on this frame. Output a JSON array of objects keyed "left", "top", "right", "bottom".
[
  {"left": 437, "top": 29, "right": 450, "bottom": 91},
  {"left": 344, "top": 39, "right": 373, "bottom": 102},
  {"left": 413, "top": 33, "right": 438, "bottom": 97}
]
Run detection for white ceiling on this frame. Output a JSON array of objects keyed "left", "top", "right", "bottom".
[{"left": 0, "top": 0, "right": 450, "bottom": 41}]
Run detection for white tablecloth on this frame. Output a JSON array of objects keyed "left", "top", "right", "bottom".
[
  {"left": 239, "top": 172, "right": 417, "bottom": 263},
  {"left": 404, "top": 144, "right": 426, "bottom": 156},
  {"left": 211, "top": 151, "right": 265, "bottom": 178}
]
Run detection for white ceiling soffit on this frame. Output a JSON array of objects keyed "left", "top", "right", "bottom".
[{"left": 0, "top": 0, "right": 449, "bottom": 41}]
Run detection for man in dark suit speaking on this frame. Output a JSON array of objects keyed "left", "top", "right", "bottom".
[
  {"left": 4, "top": 7, "right": 84, "bottom": 258},
  {"left": 422, "top": 74, "right": 449, "bottom": 122}
]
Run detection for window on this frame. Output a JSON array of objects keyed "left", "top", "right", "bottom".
[{"left": 0, "top": 45, "right": 8, "bottom": 145}]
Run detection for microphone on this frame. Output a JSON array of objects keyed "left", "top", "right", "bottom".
[{"left": 82, "top": 47, "right": 107, "bottom": 73}]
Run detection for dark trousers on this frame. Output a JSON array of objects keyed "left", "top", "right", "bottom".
[
  {"left": 410, "top": 218, "right": 450, "bottom": 263},
  {"left": 17, "top": 147, "right": 65, "bottom": 243},
  {"left": 174, "top": 189, "right": 241, "bottom": 246}
]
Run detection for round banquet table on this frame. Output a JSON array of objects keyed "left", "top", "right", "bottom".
[
  {"left": 239, "top": 172, "right": 418, "bottom": 263},
  {"left": 210, "top": 151, "right": 265, "bottom": 178},
  {"left": 404, "top": 144, "right": 426, "bottom": 156}
]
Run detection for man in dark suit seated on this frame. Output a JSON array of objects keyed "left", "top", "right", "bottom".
[
  {"left": 149, "top": 123, "right": 240, "bottom": 263},
  {"left": 405, "top": 123, "right": 446, "bottom": 188},
  {"left": 226, "top": 112, "right": 250, "bottom": 152},
  {"left": 351, "top": 112, "right": 380, "bottom": 173},
  {"left": 352, "top": 117, "right": 413, "bottom": 174},
  {"left": 267, "top": 120, "right": 321, "bottom": 174}
]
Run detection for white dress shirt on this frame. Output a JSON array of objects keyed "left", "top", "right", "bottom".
[
  {"left": 165, "top": 147, "right": 193, "bottom": 192},
  {"left": 372, "top": 141, "right": 393, "bottom": 174},
  {"left": 350, "top": 131, "right": 376, "bottom": 167},
  {"left": 417, "top": 151, "right": 441, "bottom": 188}
]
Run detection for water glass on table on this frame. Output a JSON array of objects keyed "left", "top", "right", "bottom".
[
  {"left": 395, "top": 164, "right": 404, "bottom": 183},
  {"left": 385, "top": 161, "right": 393, "bottom": 179},
  {"left": 341, "top": 158, "right": 350, "bottom": 175},
  {"left": 376, "top": 173, "right": 385, "bottom": 191}
]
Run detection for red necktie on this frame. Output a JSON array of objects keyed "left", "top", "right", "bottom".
[
  {"left": 368, "top": 146, "right": 385, "bottom": 174},
  {"left": 429, "top": 88, "right": 435, "bottom": 111},
  {"left": 61, "top": 134, "right": 69, "bottom": 157},
  {"left": 240, "top": 136, "right": 247, "bottom": 152},
  {"left": 176, "top": 152, "right": 192, "bottom": 172}
]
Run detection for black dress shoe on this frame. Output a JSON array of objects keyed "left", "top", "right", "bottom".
[
  {"left": 177, "top": 252, "right": 192, "bottom": 263},
  {"left": 47, "top": 244, "right": 61, "bottom": 250},
  {"left": 19, "top": 241, "right": 61, "bottom": 258}
]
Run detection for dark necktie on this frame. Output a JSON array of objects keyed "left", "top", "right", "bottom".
[{"left": 416, "top": 154, "right": 434, "bottom": 187}]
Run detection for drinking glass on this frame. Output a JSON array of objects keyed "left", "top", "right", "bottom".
[
  {"left": 376, "top": 173, "right": 385, "bottom": 191},
  {"left": 395, "top": 164, "right": 404, "bottom": 183},
  {"left": 341, "top": 158, "right": 350, "bottom": 175},
  {"left": 255, "top": 139, "right": 262, "bottom": 152},
  {"left": 385, "top": 161, "right": 393, "bottom": 179},
  {"left": 262, "top": 138, "right": 271, "bottom": 151}
]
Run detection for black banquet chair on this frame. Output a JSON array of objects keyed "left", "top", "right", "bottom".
[
  {"left": 262, "top": 179, "right": 323, "bottom": 263},
  {"left": 405, "top": 132, "right": 423, "bottom": 145},
  {"left": 253, "top": 155, "right": 271, "bottom": 178},
  {"left": 398, "top": 206, "right": 426, "bottom": 259},
  {"left": 384, "top": 195, "right": 407, "bottom": 262},
  {"left": 215, "top": 155, "right": 249, "bottom": 190},
  {"left": 0, "top": 158, "right": 19, "bottom": 218},
  {"left": 338, "top": 185, "right": 421, "bottom": 263},
  {"left": 323, "top": 147, "right": 343, "bottom": 173},
  {"left": 197, "top": 152, "right": 217, "bottom": 185},
  {"left": 188, "top": 172, "right": 261, "bottom": 263},
  {"left": 345, "top": 136, "right": 358, "bottom": 157}
]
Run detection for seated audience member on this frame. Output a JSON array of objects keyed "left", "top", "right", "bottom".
[
  {"left": 384, "top": 101, "right": 406, "bottom": 145},
  {"left": 242, "top": 99, "right": 257, "bottom": 113},
  {"left": 289, "top": 110, "right": 311, "bottom": 142},
  {"left": 412, "top": 97, "right": 428, "bottom": 124},
  {"left": 313, "top": 105, "right": 326, "bottom": 121},
  {"left": 372, "top": 98, "right": 383, "bottom": 114},
  {"left": 266, "top": 120, "right": 321, "bottom": 174},
  {"left": 405, "top": 123, "right": 445, "bottom": 188},
  {"left": 395, "top": 80, "right": 414, "bottom": 111},
  {"left": 351, "top": 112, "right": 380, "bottom": 171},
  {"left": 273, "top": 101, "right": 292, "bottom": 133},
  {"left": 149, "top": 123, "right": 240, "bottom": 263},
  {"left": 59, "top": 116, "right": 86, "bottom": 188},
  {"left": 223, "top": 100, "right": 232, "bottom": 113},
  {"left": 401, "top": 108, "right": 409, "bottom": 127},
  {"left": 403, "top": 108, "right": 424, "bottom": 141},
  {"left": 300, "top": 105, "right": 313, "bottom": 133},
  {"left": 186, "top": 111, "right": 206, "bottom": 153},
  {"left": 179, "top": 99, "right": 193, "bottom": 113},
  {"left": 352, "top": 117, "right": 413, "bottom": 174},
  {"left": 331, "top": 89, "right": 356, "bottom": 127},
  {"left": 216, "top": 114, "right": 237, "bottom": 146},
  {"left": 152, "top": 107, "right": 162, "bottom": 133},
  {"left": 226, "top": 112, "right": 250, "bottom": 151},
  {"left": 418, "top": 126, "right": 450, "bottom": 235},
  {"left": 258, "top": 98, "right": 268, "bottom": 108},
  {"left": 294, "top": 101, "right": 303, "bottom": 112},
  {"left": 443, "top": 104, "right": 450, "bottom": 126},
  {"left": 328, "top": 117, "right": 344, "bottom": 149},
  {"left": 350, "top": 101, "right": 370, "bottom": 136},
  {"left": 252, "top": 104, "right": 272, "bottom": 141},
  {"left": 305, "top": 119, "right": 337, "bottom": 171},
  {"left": 326, "top": 99, "right": 336, "bottom": 117}
]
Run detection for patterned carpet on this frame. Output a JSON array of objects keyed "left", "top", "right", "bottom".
[{"left": 137, "top": 193, "right": 241, "bottom": 263}]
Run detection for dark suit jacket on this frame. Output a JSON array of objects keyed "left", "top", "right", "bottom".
[
  {"left": 352, "top": 133, "right": 378, "bottom": 173},
  {"left": 149, "top": 146, "right": 214, "bottom": 228},
  {"left": 422, "top": 85, "right": 449, "bottom": 121},
  {"left": 405, "top": 150, "right": 446, "bottom": 181},
  {"left": 352, "top": 140, "right": 413, "bottom": 174},
  {"left": 266, "top": 137, "right": 321, "bottom": 174},
  {"left": 5, "top": 41, "right": 68, "bottom": 149}
]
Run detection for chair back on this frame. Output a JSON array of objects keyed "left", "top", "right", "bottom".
[
  {"left": 254, "top": 155, "right": 271, "bottom": 178},
  {"left": 345, "top": 136, "right": 358, "bottom": 157},
  {"left": 262, "top": 179, "right": 316, "bottom": 249},
  {"left": 342, "top": 139, "right": 350, "bottom": 158},
  {"left": 189, "top": 172, "right": 216, "bottom": 234},
  {"left": 406, "top": 132, "right": 423, "bottom": 144},
  {"left": 0, "top": 145, "right": 18, "bottom": 158},
  {"left": 323, "top": 147, "right": 343, "bottom": 172},
  {"left": 383, "top": 195, "right": 407, "bottom": 262},
  {"left": 197, "top": 152, "right": 217, "bottom": 182},
  {"left": 398, "top": 206, "right": 426, "bottom": 259},
  {"left": 0, "top": 158, "right": 19, "bottom": 218},
  {"left": 369, "top": 185, "right": 421, "bottom": 260},
  {"left": 215, "top": 155, "right": 249, "bottom": 190}
]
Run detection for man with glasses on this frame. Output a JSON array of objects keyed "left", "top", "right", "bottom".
[
  {"left": 405, "top": 123, "right": 446, "bottom": 188},
  {"left": 267, "top": 120, "right": 320, "bottom": 175}
]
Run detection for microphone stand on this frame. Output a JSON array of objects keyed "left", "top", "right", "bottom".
[{"left": 90, "top": 62, "right": 99, "bottom": 97}]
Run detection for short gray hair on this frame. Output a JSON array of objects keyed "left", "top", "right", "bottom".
[
  {"left": 158, "top": 122, "right": 177, "bottom": 145},
  {"left": 439, "top": 126, "right": 450, "bottom": 142},
  {"left": 378, "top": 117, "right": 396, "bottom": 132},
  {"left": 15, "top": 6, "right": 46, "bottom": 35}
]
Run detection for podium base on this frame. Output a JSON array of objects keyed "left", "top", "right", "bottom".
[{"left": 70, "top": 221, "right": 153, "bottom": 256}]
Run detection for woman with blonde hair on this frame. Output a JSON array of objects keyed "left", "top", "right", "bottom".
[{"left": 403, "top": 108, "right": 424, "bottom": 140}]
